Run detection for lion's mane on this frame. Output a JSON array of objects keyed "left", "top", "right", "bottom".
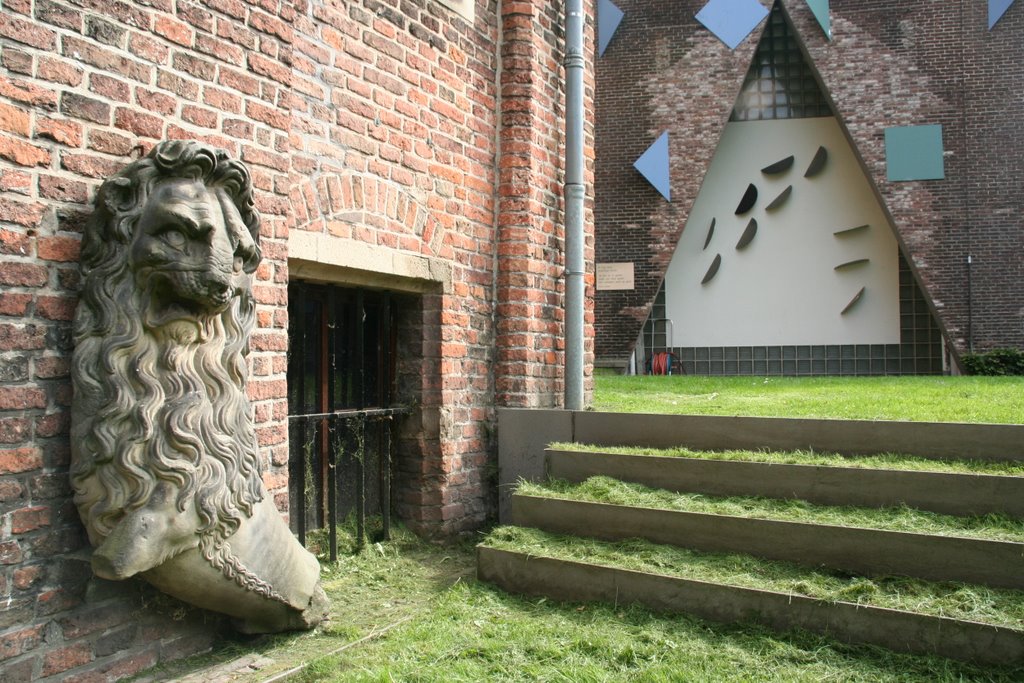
[{"left": 71, "top": 140, "right": 265, "bottom": 552}]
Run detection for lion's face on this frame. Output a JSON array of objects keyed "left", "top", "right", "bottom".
[{"left": 129, "top": 178, "right": 260, "bottom": 329}]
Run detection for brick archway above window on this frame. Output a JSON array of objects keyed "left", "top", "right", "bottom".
[{"left": 290, "top": 174, "right": 445, "bottom": 258}]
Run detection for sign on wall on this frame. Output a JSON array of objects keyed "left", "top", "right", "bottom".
[{"left": 597, "top": 262, "right": 636, "bottom": 290}]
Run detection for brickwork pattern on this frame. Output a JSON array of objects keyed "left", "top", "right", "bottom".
[
  {"left": 0, "top": 0, "right": 294, "bottom": 677},
  {"left": 596, "top": 0, "right": 1023, "bottom": 362},
  {"left": 1, "top": 0, "right": 593, "bottom": 678},
  {"left": 495, "top": 0, "right": 596, "bottom": 408}
]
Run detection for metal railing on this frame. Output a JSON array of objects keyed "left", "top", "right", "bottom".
[{"left": 288, "top": 406, "right": 410, "bottom": 561}]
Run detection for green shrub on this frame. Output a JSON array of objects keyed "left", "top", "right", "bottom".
[{"left": 961, "top": 348, "right": 1024, "bottom": 376}]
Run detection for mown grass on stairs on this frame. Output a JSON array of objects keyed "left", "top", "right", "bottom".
[
  {"left": 550, "top": 443, "right": 1024, "bottom": 476},
  {"left": 518, "top": 477, "right": 1024, "bottom": 543},
  {"left": 482, "top": 525, "right": 1024, "bottom": 630},
  {"left": 307, "top": 569, "right": 1024, "bottom": 683}
]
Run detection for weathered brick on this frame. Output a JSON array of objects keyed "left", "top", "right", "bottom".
[
  {"left": 157, "top": 69, "right": 200, "bottom": 100},
  {"left": 0, "top": 102, "right": 30, "bottom": 136},
  {"left": 61, "top": 153, "right": 124, "bottom": 179},
  {"left": 0, "top": 228, "right": 31, "bottom": 256},
  {"left": 181, "top": 104, "right": 218, "bottom": 129},
  {"left": 0, "top": 169, "right": 31, "bottom": 195},
  {"left": 38, "top": 175, "right": 90, "bottom": 203},
  {"left": 85, "top": 16, "right": 126, "bottom": 48},
  {"left": 135, "top": 88, "right": 177, "bottom": 116},
  {"left": 34, "top": 117, "right": 83, "bottom": 147},
  {"left": 35, "top": 0, "right": 83, "bottom": 32},
  {"left": 34, "top": 295, "right": 77, "bottom": 321},
  {"left": 0, "top": 323, "right": 46, "bottom": 350},
  {"left": 0, "top": 47, "right": 33, "bottom": 75},
  {"left": 154, "top": 15, "right": 193, "bottom": 47},
  {"left": 61, "top": 36, "right": 151, "bottom": 81},
  {"left": 0, "top": 447, "right": 43, "bottom": 474},
  {"left": 0, "top": 198, "right": 46, "bottom": 228},
  {"left": 37, "top": 235, "right": 80, "bottom": 262},
  {"left": 0, "top": 478, "right": 25, "bottom": 502},
  {"left": 34, "top": 411, "right": 69, "bottom": 437},
  {"left": 0, "top": 387, "right": 47, "bottom": 410},
  {"left": 59, "top": 93, "right": 110, "bottom": 125},
  {"left": 173, "top": 52, "right": 217, "bottom": 81},
  {"left": 13, "top": 564, "right": 45, "bottom": 590},
  {"left": 86, "top": 129, "right": 134, "bottom": 156},
  {"left": 0, "top": 75, "right": 57, "bottom": 109},
  {"left": 0, "top": 13, "right": 57, "bottom": 50},
  {"left": 0, "top": 416, "right": 31, "bottom": 443},
  {"left": 36, "top": 55, "right": 84, "bottom": 87},
  {"left": 0, "top": 134, "right": 50, "bottom": 167},
  {"left": 0, "top": 623, "right": 43, "bottom": 661},
  {"left": 0, "top": 356, "right": 29, "bottom": 382},
  {"left": 129, "top": 32, "right": 171, "bottom": 64},
  {"left": 41, "top": 642, "right": 92, "bottom": 677},
  {"left": 88, "top": 73, "right": 131, "bottom": 103},
  {"left": 0, "top": 540, "right": 24, "bottom": 564},
  {"left": 179, "top": 1, "right": 215, "bottom": 31}
]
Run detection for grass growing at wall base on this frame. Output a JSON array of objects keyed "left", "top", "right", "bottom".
[{"left": 592, "top": 375, "right": 1024, "bottom": 424}]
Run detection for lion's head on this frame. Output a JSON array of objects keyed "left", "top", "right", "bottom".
[{"left": 71, "top": 140, "right": 266, "bottom": 551}]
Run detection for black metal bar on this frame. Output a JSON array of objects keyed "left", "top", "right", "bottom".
[
  {"left": 286, "top": 407, "right": 411, "bottom": 420},
  {"left": 354, "top": 416, "right": 365, "bottom": 549},
  {"left": 297, "top": 415, "right": 311, "bottom": 545},
  {"left": 294, "top": 284, "right": 307, "bottom": 542},
  {"left": 381, "top": 415, "right": 392, "bottom": 541},
  {"left": 355, "top": 289, "right": 365, "bottom": 410},
  {"left": 326, "top": 290, "right": 337, "bottom": 561},
  {"left": 327, "top": 417, "right": 338, "bottom": 563}
]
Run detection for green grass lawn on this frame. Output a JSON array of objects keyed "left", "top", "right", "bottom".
[
  {"left": 156, "top": 376, "right": 1023, "bottom": 681},
  {"left": 159, "top": 523, "right": 1024, "bottom": 683},
  {"left": 592, "top": 375, "right": 1024, "bottom": 423}
]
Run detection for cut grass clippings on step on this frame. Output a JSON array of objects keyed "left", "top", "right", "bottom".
[
  {"left": 307, "top": 555, "right": 1024, "bottom": 682},
  {"left": 548, "top": 443, "right": 1024, "bottom": 476},
  {"left": 482, "top": 526, "right": 1024, "bottom": 630},
  {"left": 518, "top": 477, "right": 1024, "bottom": 544},
  {"left": 142, "top": 523, "right": 477, "bottom": 682},
  {"left": 160, "top": 522, "right": 1024, "bottom": 682},
  {"left": 591, "top": 375, "right": 1024, "bottom": 424}
]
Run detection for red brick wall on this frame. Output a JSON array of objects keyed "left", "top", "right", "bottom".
[
  {"left": 1, "top": 0, "right": 591, "bottom": 678},
  {"left": 595, "top": 0, "right": 1024, "bottom": 362},
  {"left": 1, "top": 0, "right": 295, "bottom": 677},
  {"left": 495, "top": 0, "right": 597, "bottom": 408}
]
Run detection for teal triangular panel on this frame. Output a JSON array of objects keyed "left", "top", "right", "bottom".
[
  {"left": 990, "top": 0, "right": 1016, "bottom": 29},
  {"left": 598, "top": 0, "right": 625, "bottom": 56},
  {"left": 634, "top": 132, "right": 671, "bottom": 201},
  {"left": 806, "top": 0, "right": 831, "bottom": 39}
]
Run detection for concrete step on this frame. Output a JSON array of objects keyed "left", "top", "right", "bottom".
[
  {"left": 511, "top": 492, "right": 1024, "bottom": 589},
  {"left": 546, "top": 448, "right": 1024, "bottom": 518},
  {"left": 477, "top": 538, "right": 1024, "bottom": 666}
]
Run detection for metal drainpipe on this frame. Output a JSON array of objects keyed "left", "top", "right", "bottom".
[{"left": 564, "top": 0, "right": 586, "bottom": 410}]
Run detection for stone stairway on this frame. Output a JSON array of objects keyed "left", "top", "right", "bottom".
[{"left": 480, "top": 423, "right": 1024, "bottom": 666}]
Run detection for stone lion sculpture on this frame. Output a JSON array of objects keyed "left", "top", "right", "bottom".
[{"left": 71, "top": 140, "right": 327, "bottom": 633}]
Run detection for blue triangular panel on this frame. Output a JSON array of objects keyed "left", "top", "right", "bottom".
[
  {"left": 806, "top": 0, "right": 831, "bottom": 39},
  {"left": 990, "top": 0, "right": 1016, "bottom": 29},
  {"left": 634, "top": 132, "right": 671, "bottom": 201},
  {"left": 695, "top": 0, "right": 770, "bottom": 50},
  {"left": 598, "top": 0, "right": 625, "bottom": 56}
]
